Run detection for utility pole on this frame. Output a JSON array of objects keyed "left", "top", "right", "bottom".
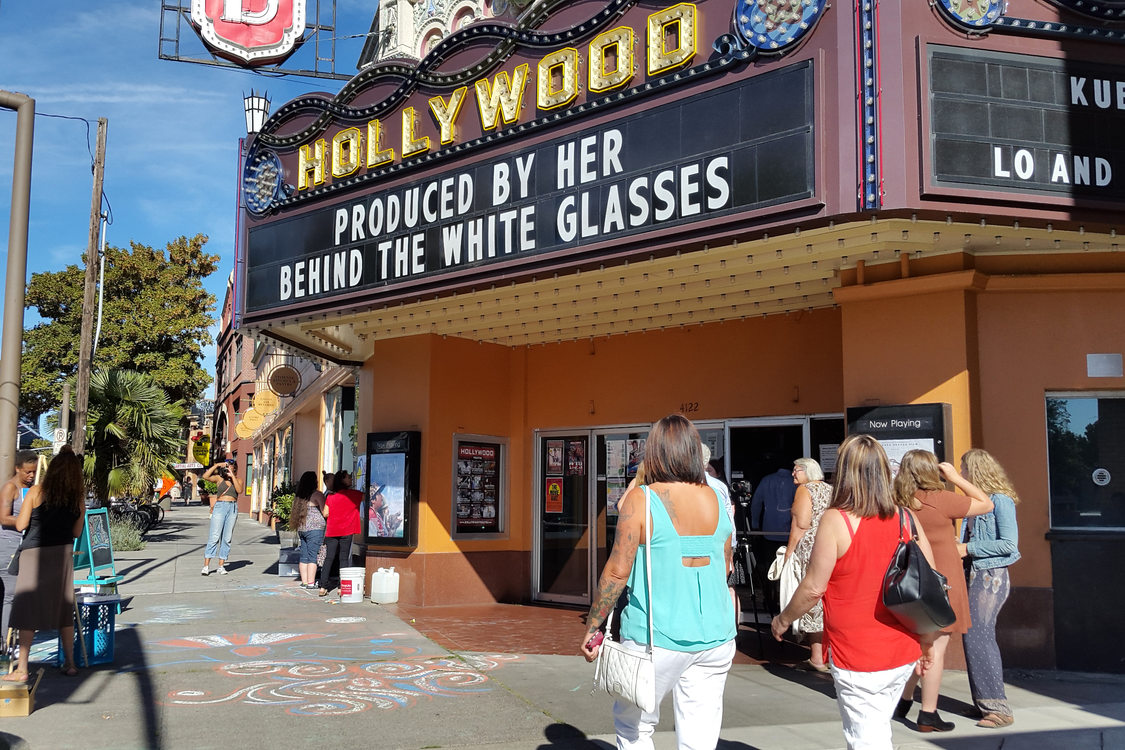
[
  {"left": 71, "top": 118, "right": 108, "bottom": 455},
  {"left": 58, "top": 382, "right": 71, "bottom": 454},
  {"left": 0, "top": 90, "right": 35, "bottom": 483}
]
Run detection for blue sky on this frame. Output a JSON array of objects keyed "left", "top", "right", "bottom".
[{"left": 0, "top": 1, "right": 375, "bottom": 414}]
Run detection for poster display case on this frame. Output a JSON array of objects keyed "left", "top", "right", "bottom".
[
  {"left": 364, "top": 431, "right": 421, "bottom": 548},
  {"left": 452, "top": 434, "right": 508, "bottom": 538}
]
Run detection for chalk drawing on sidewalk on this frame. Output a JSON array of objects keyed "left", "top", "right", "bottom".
[
  {"left": 162, "top": 652, "right": 524, "bottom": 716},
  {"left": 325, "top": 617, "right": 367, "bottom": 624},
  {"left": 140, "top": 605, "right": 215, "bottom": 624}
]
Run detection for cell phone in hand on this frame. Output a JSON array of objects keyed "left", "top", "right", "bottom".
[{"left": 585, "top": 631, "right": 604, "bottom": 649}]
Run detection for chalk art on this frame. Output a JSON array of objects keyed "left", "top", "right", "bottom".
[
  {"left": 165, "top": 654, "right": 521, "bottom": 715},
  {"left": 152, "top": 631, "right": 522, "bottom": 716},
  {"left": 140, "top": 604, "right": 215, "bottom": 625},
  {"left": 325, "top": 617, "right": 367, "bottom": 624}
]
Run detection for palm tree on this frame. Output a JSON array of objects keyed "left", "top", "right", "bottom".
[{"left": 82, "top": 369, "right": 186, "bottom": 502}]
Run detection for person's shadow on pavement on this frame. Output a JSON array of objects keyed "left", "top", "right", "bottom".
[{"left": 532, "top": 722, "right": 763, "bottom": 750}]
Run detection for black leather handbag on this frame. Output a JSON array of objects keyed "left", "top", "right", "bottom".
[{"left": 882, "top": 509, "right": 956, "bottom": 634}]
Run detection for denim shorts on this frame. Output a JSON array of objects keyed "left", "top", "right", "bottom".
[{"left": 298, "top": 529, "right": 326, "bottom": 564}]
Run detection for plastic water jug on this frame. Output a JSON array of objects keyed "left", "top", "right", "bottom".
[{"left": 370, "top": 566, "right": 400, "bottom": 604}]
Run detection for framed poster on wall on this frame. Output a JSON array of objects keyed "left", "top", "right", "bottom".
[
  {"left": 452, "top": 434, "right": 507, "bottom": 538},
  {"left": 365, "top": 431, "right": 421, "bottom": 548}
]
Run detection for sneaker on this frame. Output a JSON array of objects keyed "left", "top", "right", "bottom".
[
  {"left": 200, "top": 566, "right": 210, "bottom": 576},
  {"left": 217, "top": 566, "right": 228, "bottom": 576}
]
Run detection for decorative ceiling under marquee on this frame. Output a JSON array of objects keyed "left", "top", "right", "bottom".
[{"left": 244, "top": 218, "right": 1121, "bottom": 364}]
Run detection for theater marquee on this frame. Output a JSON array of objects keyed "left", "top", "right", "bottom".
[{"left": 241, "top": 1, "right": 830, "bottom": 318}]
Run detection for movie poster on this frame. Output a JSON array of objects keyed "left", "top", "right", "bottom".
[
  {"left": 455, "top": 441, "right": 500, "bottom": 532},
  {"left": 606, "top": 477, "right": 629, "bottom": 516},
  {"left": 878, "top": 438, "right": 935, "bottom": 478},
  {"left": 566, "top": 439, "right": 586, "bottom": 476},
  {"left": 368, "top": 452, "right": 406, "bottom": 538},
  {"left": 627, "top": 438, "right": 646, "bottom": 476},
  {"left": 546, "top": 439, "right": 564, "bottom": 476},
  {"left": 606, "top": 439, "right": 627, "bottom": 478},
  {"left": 545, "top": 478, "right": 564, "bottom": 513}
]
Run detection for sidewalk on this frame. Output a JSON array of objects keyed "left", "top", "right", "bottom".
[{"left": 0, "top": 505, "right": 1121, "bottom": 750}]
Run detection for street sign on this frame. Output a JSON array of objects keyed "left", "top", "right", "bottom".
[{"left": 53, "top": 428, "right": 66, "bottom": 443}]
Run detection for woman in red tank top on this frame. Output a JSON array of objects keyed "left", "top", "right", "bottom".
[{"left": 771, "top": 435, "right": 941, "bottom": 750}]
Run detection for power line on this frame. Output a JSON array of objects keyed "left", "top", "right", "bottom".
[
  {"left": 34, "top": 111, "right": 95, "bottom": 165},
  {"left": 20, "top": 111, "right": 114, "bottom": 226}
]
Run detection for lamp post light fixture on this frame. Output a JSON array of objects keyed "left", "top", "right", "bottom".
[{"left": 243, "top": 90, "right": 271, "bottom": 135}]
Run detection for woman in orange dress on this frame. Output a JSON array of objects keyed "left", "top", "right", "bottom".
[{"left": 893, "top": 450, "right": 993, "bottom": 732}]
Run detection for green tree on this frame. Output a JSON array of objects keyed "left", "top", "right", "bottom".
[
  {"left": 21, "top": 234, "right": 219, "bottom": 420},
  {"left": 82, "top": 369, "right": 186, "bottom": 501}
]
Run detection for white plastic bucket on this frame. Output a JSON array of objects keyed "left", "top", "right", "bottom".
[
  {"left": 370, "top": 566, "right": 400, "bottom": 604},
  {"left": 339, "top": 567, "right": 366, "bottom": 603}
]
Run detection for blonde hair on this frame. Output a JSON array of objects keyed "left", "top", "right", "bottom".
[
  {"left": 830, "top": 434, "right": 896, "bottom": 519},
  {"left": 893, "top": 450, "right": 944, "bottom": 509},
  {"left": 961, "top": 448, "right": 1020, "bottom": 505},
  {"left": 793, "top": 457, "right": 824, "bottom": 482}
]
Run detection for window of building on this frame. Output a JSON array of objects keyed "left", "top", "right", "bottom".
[{"left": 1046, "top": 394, "right": 1125, "bottom": 530}]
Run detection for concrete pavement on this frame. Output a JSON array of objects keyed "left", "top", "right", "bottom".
[{"left": 0, "top": 505, "right": 1122, "bottom": 749}]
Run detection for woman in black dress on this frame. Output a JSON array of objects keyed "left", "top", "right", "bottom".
[{"left": 5, "top": 446, "right": 85, "bottom": 681}]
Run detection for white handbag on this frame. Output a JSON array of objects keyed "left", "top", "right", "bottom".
[
  {"left": 593, "top": 486, "right": 657, "bottom": 713},
  {"left": 767, "top": 545, "right": 802, "bottom": 634}
]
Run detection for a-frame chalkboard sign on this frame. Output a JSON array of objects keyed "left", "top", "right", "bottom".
[{"left": 73, "top": 509, "right": 123, "bottom": 594}]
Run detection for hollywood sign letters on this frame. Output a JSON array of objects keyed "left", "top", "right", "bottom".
[{"left": 294, "top": 4, "right": 700, "bottom": 193}]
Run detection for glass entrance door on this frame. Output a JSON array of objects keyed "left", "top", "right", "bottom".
[{"left": 534, "top": 432, "right": 591, "bottom": 604}]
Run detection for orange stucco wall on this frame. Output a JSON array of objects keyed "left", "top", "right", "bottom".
[
  {"left": 838, "top": 278, "right": 979, "bottom": 479},
  {"left": 975, "top": 282, "right": 1125, "bottom": 587},
  {"left": 362, "top": 309, "right": 846, "bottom": 603},
  {"left": 522, "top": 310, "right": 845, "bottom": 428},
  {"left": 839, "top": 271, "right": 1125, "bottom": 590}
]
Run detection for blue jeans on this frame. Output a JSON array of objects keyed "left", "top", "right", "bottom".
[
  {"left": 205, "top": 501, "right": 238, "bottom": 560},
  {"left": 298, "top": 529, "right": 325, "bottom": 564}
]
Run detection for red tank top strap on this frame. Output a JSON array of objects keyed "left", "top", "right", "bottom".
[{"left": 838, "top": 508, "right": 857, "bottom": 539}]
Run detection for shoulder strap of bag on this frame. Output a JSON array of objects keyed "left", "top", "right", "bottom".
[
  {"left": 603, "top": 485, "right": 654, "bottom": 655},
  {"left": 898, "top": 507, "right": 918, "bottom": 542},
  {"left": 640, "top": 485, "right": 654, "bottom": 655}
]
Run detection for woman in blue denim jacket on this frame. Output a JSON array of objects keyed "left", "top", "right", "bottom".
[{"left": 957, "top": 449, "right": 1020, "bottom": 729}]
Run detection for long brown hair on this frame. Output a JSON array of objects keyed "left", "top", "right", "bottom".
[
  {"left": 40, "top": 446, "right": 85, "bottom": 515},
  {"left": 893, "top": 450, "right": 944, "bottom": 509},
  {"left": 830, "top": 434, "right": 896, "bottom": 519},
  {"left": 961, "top": 449, "right": 1020, "bottom": 505},
  {"left": 289, "top": 471, "right": 319, "bottom": 531},
  {"left": 642, "top": 415, "right": 705, "bottom": 485}
]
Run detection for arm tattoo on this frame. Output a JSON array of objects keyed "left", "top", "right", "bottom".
[{"left": 586, "top": 492, "right": 642, "bottom": 628}]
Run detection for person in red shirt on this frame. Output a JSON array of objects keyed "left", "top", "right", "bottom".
[
  {"left": 772, "top": 435, "right": 940, "bottom": 750},
  {"left": 317, "top": 469, "right": 363, "bottom": 597}
]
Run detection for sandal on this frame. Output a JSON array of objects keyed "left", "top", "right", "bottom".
[
  {"left": 318, "top": 588, "right": 328, "bottom": 597},
  {"left": 60, "top": 665, "right": 79, "bottom": 677},
  {"left": 1, "top": 671, "right": 27, "bottom": 682},
  {"left": 976, "top": 712, "right": 1014, "bottom": 729}
]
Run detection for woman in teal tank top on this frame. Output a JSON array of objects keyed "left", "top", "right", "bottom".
[{"left": 580, "top": 415, "right": 736, "bottom": 750}]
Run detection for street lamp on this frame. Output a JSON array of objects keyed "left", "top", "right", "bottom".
[{"left": 243, "top": 90, "right": 271, "bottom": 135}]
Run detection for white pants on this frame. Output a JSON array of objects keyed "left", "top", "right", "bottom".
[
  {"left": 830, "top": 660, "right": 916, "bottom": 750},
  {"left": 613, "top": 639, "right": 735, "bottom": 750}
]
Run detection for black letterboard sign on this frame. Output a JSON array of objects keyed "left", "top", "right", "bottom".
[
  {"left": 245, "top": 61, "right": 816, "bottom": 315},
  {"left": 930, "top": 45, "right": 1125, "bottom": 202}
]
